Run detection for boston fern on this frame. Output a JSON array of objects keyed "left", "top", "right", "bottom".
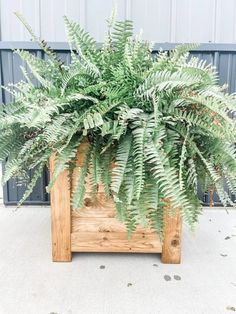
[{"left": 1, "top": 12, "right": 236, "bottom": 236}]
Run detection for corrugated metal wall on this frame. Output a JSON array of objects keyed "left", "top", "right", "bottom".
[
  {"left": 0, "top": 0, "right": 236, "bottom": 43},
  {"left": 1, "top": 43, "right": 236, "bottom": 204}
]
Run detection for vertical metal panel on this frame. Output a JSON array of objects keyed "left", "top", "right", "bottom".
[
  {"left": 130, "top": 0, "right": 171, "bottom": 42},
  {"left": 40, "top": 0, "right": 68, "bottom": 41},
  {"left": 85, "top": 0, "right": 126, "bottom": 42},
  {"left": 0, "top": 48, "right": 49, "bottom": 205},
  {"left": 1, "top": 0, "right": 236, "bottom": 43},
  {"left": 217, "top": 53, "right": 236, "bottom": 93},
  {"left": 215, "top": 0, "right": 236, "bottom": 43},
  {"left": 0, "top": 0, "right": 40, "bottom": 41},
  {"left": 170, "top": 0, "right": 216, "bottom": 43}
]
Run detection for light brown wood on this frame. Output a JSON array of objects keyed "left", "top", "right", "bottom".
[
  {"left": 50, "top": 154, "right": 71, "bottom": 262},
  {"left": 161, "top": 203, "right": 182, "bottom": 264},
  {"left": 72, "top": 217, "right": 155, "bottom": 233},
  {"left": 71, "top": 193, "right": 115, "bottom": 218},
  {"left": 71, "top": 232, "right": 162, "bottom": 253},
  {"left": 50, "top": 144, "right": 182, "bottom": 263}
]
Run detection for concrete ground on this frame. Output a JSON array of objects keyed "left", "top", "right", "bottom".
[{"left": 0, "top": 205, "right": 235, "bottom": 314}]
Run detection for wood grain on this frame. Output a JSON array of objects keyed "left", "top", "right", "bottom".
[
  {"left": 50, "top": 154, "right": 71, "bottom": 262},
  {"left": 72, "top": 217, "right": 155, "bottom": 233},
  {"left": 161, "top": 204, "right": 182, "bottom": 264},
  {"left": 71, "top": 194, "right": 116, "bottom": 218},
  {"left": 50, "top": 144, "right": 182, "bottom": 263},
  {"left": 71, "top": 232, "right": 162, "bottom": 253}
]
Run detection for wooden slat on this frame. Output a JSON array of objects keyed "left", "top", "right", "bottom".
[
  {"left": 71, "top": 194, "right": 116, "bottom": 218},
  {"left": 50, "top": 154, "right": 71, "bottom": 262},
  {"left": 71, "top": 232, "right": 162, "bottom": 253},
  {"left": 161, "top": 205, "right": 182, "bottom": 264},
  {"left": 71, "top": 142, "right": 89, "bottom": 192},
  {"left": 72, "top": 217, "right": 155, "bottom": 234}
]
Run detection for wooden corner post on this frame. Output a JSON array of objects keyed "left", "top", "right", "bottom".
[
  {"left": 161, "top": 205, "right": 182, "bottom": 264},
  {"left": 50, "top": 155, "right": 72, "bottom": 262}
]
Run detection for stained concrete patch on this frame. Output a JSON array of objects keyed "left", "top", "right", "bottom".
[
  {"left": 164, "top": 275, "right": 171, "bottom": 281},
  {"left": 220, "top": 253, "right": 228, "bottom": 257},
  {"left": 174, "top": 275, "right": 181, "bottom": 281},
  {"left": 99, "top": 265, "right": 106, "bottom": 269},
  {"left": 226, "top": 306, "right": 236, "bottom": 312}
]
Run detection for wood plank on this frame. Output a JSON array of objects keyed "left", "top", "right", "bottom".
[
  {"left": 71, "top": 143, "right": 106, "bottom": 196},
  {"left": 50, "top": 154, "right": 71, "bottom": 262},
  {"left": 161, "top": 204, "right": 182, "bottom": 264},
  {"left": 71, "top": 142, "right": 88, "bottom": 191},
  {"left": 71, "top": 232, "right": 162, "bottom": 253},
  {"left": 71, "top": 194, "right": 116, "bottom": 218},
  {"left": 72, "top": 217, "right": 155, "bottom": 234}
]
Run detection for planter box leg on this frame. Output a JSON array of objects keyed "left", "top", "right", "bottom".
[
  {"left": 161, "top": 208, "right": 182, "bottom": 264},
  {"left": 50, "top": 156, "right": 71, "bottom": 262}
]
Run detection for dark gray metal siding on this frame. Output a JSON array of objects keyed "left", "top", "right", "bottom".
[{"left": 1, "top": 43, "right": 236, "bottom": 205}]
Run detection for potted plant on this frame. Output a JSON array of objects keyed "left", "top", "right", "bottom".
[{"left": 1, "top": 12, "right": 236, "bottom": 263}]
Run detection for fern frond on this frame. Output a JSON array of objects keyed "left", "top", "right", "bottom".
[
  {"left": 15, "top": 12, "right": 63, "bottom": 69},
  {"left": 111, "top": 134, "right": 132, "bottom": 195},
  {"left": 47, "top": 142, "right": 78, "bottom": 192},
  {"left": 145, "top": 139, "right": 188, "bottom": 211},
  {"left": 170, "top": 43, "right": 199, "bottom": 61},
  {"left": 14, "top": 50, "right": 54, "bottom": 89},
  {"left": 64, "top": 16, "right": 100, "bottom": 78},
  {"left": 100, "top": 146, "right": 113, "bottom": 197},
  {"left": 112, "top": 20, "right": 133, "bottom": 58},
  {"left": 90, "top": 139, "right": 102, "bottom": 196},
  {"left": 17, "top": 161, "right": 47, "bottom": 206},
  {"left": 72, "top": 144, "right": 92, "bottom": 209},
  {"left": 137, "top": 70, "right": 201, "bottom": 98},
  {"left": 2, "top": 159, "right": 22, "bottom": 184},
  {"left": 131, "top": 120, "right": 146, "bottom": 199},
  {"left": 179, "top": 126, "right": 189, "bottom": 190}
]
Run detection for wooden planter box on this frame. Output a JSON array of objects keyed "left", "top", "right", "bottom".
[{"left": 49, "top": 144, "right": 182, "bottom": 264}]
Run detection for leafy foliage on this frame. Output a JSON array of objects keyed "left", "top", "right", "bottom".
[{"left": 1, "top": 13, "right": 236, "bottom": 236}]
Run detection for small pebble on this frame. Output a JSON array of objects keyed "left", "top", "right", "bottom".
[
  {"left": 99, "top": 265, "right": 105, "bottom": 269},
  {"left": 152, "top": 263, "right": 158, "bottom": 267},
  {"left": 225, "top": 236, "right": 231, "bottom": 240},
  {"left": 174, "top": 275, "right": 181, "bottom": 281},
  {"left": 226, "top": 306, "right": 236, "bottom": 312},
  {"left": 220, "top": 253, "right": 228, "bottom": 257},
  {"left": 218, "top": 230, "right": 221, "bottom": 233},
  {"left": 164, "top": 275, "right": 171, "bottom": 281},
  {"left": 127, "top": 283, "right": 132, "bottom": 287}
]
